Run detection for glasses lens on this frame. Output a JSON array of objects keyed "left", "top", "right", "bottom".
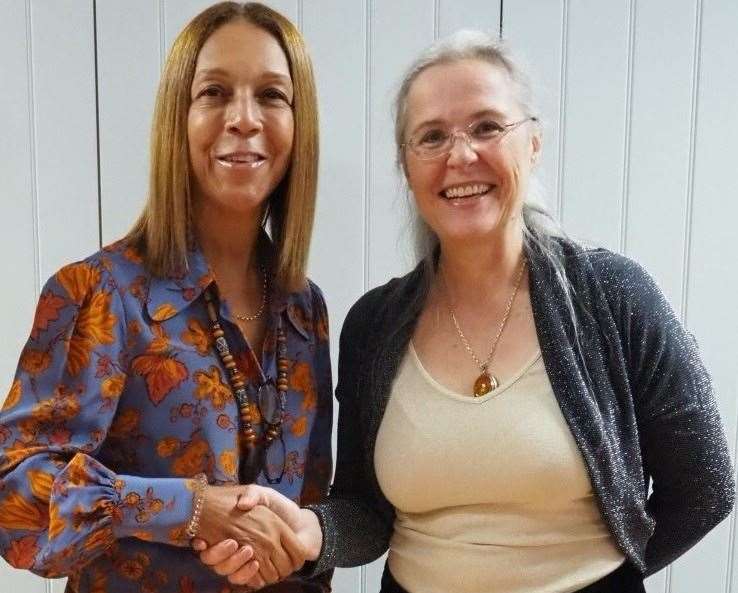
[
  {"left": 258, "top": 381, "right": 283, "bottom": 425},
  {"left": 264, "top": 436, "right": 286, "bottom": 484},
  {"left": 240, "top": 443, "right": 262, "bottom": 484}
]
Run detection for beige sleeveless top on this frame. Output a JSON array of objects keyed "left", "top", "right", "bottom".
[{"left": 374, "top": 345, "right": 625, "bottom": 593}]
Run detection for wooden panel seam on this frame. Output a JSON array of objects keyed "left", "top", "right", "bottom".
[
  {"left": 619, "top": 0, "right": 636, "bottom": 255},
  {"left": 555, "top": 0, "right": 569, "bottom": 221},
  {"left": 25, "top": 0, "right": 41, "bottom": 299}
]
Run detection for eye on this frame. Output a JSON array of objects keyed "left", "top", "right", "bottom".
[
  {"left": 471, "top": 119, "right": 505, "bottom": 139},
  {"left": 260, "top": 87, "right": 291, "bottom": 105},
  {"left": 196, "top": 85, "right": 226, "bottom": 99},
  {"left": 415, "top": 128, "right": 449, "bottom": 147}
]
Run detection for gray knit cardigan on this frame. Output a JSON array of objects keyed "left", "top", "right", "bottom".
[{"left": 306, "top": 238, "right": 735, "bottom": 577}]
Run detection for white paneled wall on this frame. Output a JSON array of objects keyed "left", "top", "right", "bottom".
[{"left": 1, "top": 1, "right": 736, "bottom": 592}]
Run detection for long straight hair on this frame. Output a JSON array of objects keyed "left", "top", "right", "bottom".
[{"left": 125, "top": 2, "right": 319, "bottom": 291}]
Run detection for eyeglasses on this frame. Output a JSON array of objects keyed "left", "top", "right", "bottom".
[
  {"left": 403, "top": 116, "right": 538, "bottom": 160},
  {"left": 241, "top": 379, "right": 286, "bottom": 484}
]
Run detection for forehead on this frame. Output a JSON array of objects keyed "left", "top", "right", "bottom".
[
  {"left": 195, "top": 19, "right": 290, "bottom": 77},
  {"left": 405, "top": 59, "right": 520, "bottom": 127}
]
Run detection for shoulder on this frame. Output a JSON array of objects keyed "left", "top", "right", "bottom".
[{"left": 342, "top": 265, "right": 425, "bottom": 337}]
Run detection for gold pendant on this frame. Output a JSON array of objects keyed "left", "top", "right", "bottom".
[{"left": 473, "top": 370, "right": 499, "bottom": 397}]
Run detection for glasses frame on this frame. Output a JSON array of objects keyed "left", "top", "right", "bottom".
[{"left": 403, "top": 116, "right": 538, "bottom": 161}]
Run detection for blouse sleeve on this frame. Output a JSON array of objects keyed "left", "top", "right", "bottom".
[
  {"left": 0, "top": 260, "right": 197, "bottom": 578},
  {"left": 615, "top": 257, "right": 735, "bottom": 574},
  {"left": 300, "top": 282, "right": 334, "bottom": 506}
]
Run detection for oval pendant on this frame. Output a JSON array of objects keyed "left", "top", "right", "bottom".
[{"left": 473, "top": 371, "right": 499, "bottom": 397}]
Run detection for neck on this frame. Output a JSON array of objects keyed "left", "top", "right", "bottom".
[
  {"left": 437, "top": 224, "right": 525, "bottom": 306},
  {"left": 193, "top": 200, "right": 264, "bottom": 281}
]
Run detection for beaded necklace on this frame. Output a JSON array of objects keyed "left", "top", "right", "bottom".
[{"left": 203, "top": 285, "right": 288, "bottom": 483}]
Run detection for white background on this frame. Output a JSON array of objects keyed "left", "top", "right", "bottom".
[{"left": 1, "top": 1, "right": 736, "bottom": 592}]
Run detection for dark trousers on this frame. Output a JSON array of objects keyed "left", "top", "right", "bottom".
[{"left": 379, "top": 561, "right": 646, "bottom": 593}]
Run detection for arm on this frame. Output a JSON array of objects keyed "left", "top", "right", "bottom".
[
  {"left": 0, "top": 261, "right": 197, "bottom": 577},
  {"left": 302, "top": 294, "right": 395, "bottom": 574},
  {"left": 613, "top": 257, "right": 735, "bottom": 574}
]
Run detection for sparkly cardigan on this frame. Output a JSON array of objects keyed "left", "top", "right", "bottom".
[{"left": 306, "top": 238, "right": 735, "bottom": 577}]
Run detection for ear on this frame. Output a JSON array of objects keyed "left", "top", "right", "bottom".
[{"left": 530, "top": 127, "right": 542, "bottom": 165}]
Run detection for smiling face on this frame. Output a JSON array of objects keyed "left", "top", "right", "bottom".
[
  {"left": 187, "top": 19, "right": 294, "bottom": 219},
  {"left": 403, "top": 59, "right": 540, "bottom": 247}
]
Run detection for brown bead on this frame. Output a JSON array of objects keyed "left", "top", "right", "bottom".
[
  {"left": 232, "top": 379, "right": 245, "bottom": 389},
  {"left": 243, "top": 430, "right": 257, "bottom": 443},
  {"left": 224, "top": 361, "right": 236, "bottom": 370},
  {"left": 213, "top": 328, "right": 224, "bottom": 338},
  {"left": 222, "top": 354, "right": 234, "bottom": 364}
]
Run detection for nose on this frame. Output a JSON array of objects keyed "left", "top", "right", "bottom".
[
  {"left": 225, "top": 94, "right": 263, "bottom": 136},
  {"left": 445, "top": 132, "right": 478, "bottom": 167}
]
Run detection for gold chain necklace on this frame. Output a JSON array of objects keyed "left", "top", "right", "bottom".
[
  {"left": 235, "top": 266, "right": 268, "bottom": 322},
  {"left": 445, "top": 259, "right": 527, "bottom": 397}
]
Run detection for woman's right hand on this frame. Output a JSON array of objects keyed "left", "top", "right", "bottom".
[
  {"left": 194, "top": 484, "right": 307, "bottom": 586},
  {"left": 194, "top": 485, "right": 323, "bottom": 585}
]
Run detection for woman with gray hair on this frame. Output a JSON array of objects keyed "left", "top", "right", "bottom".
[{"left": 196, "top": 31, "right": 734, "bottom": 593}]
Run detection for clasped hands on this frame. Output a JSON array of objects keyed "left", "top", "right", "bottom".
[{"left": 192, "top": 484, "right": 322, "bottom": 589}]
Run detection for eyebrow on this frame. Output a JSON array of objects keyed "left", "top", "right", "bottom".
[
  {"left": 192, "top": 68, "right": 292, "bottom": 85},
  {"left": 409, "top": 108, "right": 507, "bottom": 135}
]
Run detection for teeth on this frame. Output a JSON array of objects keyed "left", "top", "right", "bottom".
[
  {"left": 219, "top": 154, "right": 263, "bottom": 163},
  {"left": 443, "top": 184, "right": 491, "bottom": 199}
]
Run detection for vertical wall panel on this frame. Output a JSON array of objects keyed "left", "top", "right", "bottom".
[
  {"left": 97, "top": 0, "right": 160, "bottom": 243},
  {"left": 302, "top": 1, "right": 366, "bottom": 589},
  {"left": 0, "top": 0, "right": 38, "bottom": 402},
  {"left": 31, "top": 0, "right": 99, "bottom": 280},
  {"left": 625, "top": 0, "right": 697, "bottom": 307},
  {"left": 679, "top": 1, "right": 738, "bottom": 593},
  {"left": 503, "top": 0, "right": 566, "bottom": 219},
  {"left": 0, "top": 7, "right": 44, "bottom": 590},
  {"left": 437, "top": 0, "right": 500, "bottom": 38},
  {"left": 366, "top": 0, "right": 434, "bottom": 290},
  {"left": 560, "top": 0, "right": 630, "bottom": 250}
]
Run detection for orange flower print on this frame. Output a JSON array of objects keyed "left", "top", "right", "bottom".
[
  {"left": 151, "top": 303, "right": 178, "bottom": 322},
  {"left": 156, "top": 437, "right": 181, "bottom": 458},
  {"left": 2, "top": 379, "right": 22, "bottom": 411},
  {"left": 31, "top": 291, "right": 67, "bottom": 340},
  {"left": 56, "top": 262, "right": 101, "bottom": 305},
  {"left": 118, "top": 557, "right": 145, "bottom": 580},
  {"left": 172, "top": 436, "right": 213, "bottom": 476},
  {"left": 109, "top": 408, "right": 141, "bottom": 438},
  {"left": 291, "top": 415, "right": 308, "bottom": 437},
  {"left": 30, "top": 385, "right": 81, "bottom": 425},
  {"left": 20, "top": 347, "right": 51, "bottom": 376},
  {"left": 5, "top": 535, "right": 39, "bottom": 569},
  {"left": 290, "top": 361, "right": 318, "bottom": 411},
  {"left": 181, "top": 317, "right": 211, "bottom": 356},
  {"left": 219, "top": 449, "right": 237, "bottom": 478},
  {"left": 123, "top": 246, "right": 144, "bottom": 264},
  {"left": 193, "top": 366, "right": 232, "bottom": 410},
  {"left": 67, "top": 290, "right": 117, "bottom": 376},
  {"left": 28, "top": 469, "right": 54, "bottom": 502},
  {"left": 131, "top": 325, "right": 188, "bottom": 406},
  {"left": 0, "top": 491, "right": 48, "bottom": 531},
  {"left": 88, "top": 569, "right": 108, "bottom": 593},
  {"left": 315, "top": 311, "right": 329, "bottom": 342},
  {"left": 82, "top": 525, "right": 113, "bottom": 552},
  {"left": 48, "top": 503, "right": 67, "bottom": 539},
  {"left": 216, "top": 414, "right": 234, "bottom": 430},
  {"left": 101, "top": 374, "right": 126, "bottom": 400}
]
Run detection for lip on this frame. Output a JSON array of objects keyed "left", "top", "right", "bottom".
[
  {"left": 215, "top": 151, "right": 267, "bottom": 168},
  {"left": 439, "top": 182, "right": 495, "bottom": 200}
]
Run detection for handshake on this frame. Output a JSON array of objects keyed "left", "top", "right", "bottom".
[{"left": 191, "top": 483, "right": 322, "bottom": 589}]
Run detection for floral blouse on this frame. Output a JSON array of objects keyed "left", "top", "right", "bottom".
[{"left": 0, "top": 239, "right": 333, "bottom": 593}]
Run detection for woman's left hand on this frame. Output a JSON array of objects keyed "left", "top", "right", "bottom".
[{"left": 193, "top": 484, "right": 323, "bottom": 588}]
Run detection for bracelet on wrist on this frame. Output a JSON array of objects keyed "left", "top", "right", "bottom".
[{"left": 185, "top": 473, "right": 208, "bottom": 539}]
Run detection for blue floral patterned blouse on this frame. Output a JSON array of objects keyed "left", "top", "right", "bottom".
[{"left": 0, "top": 239, "right": 333, "bottom": 593}]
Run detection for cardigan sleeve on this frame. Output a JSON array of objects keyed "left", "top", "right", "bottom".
[
  {"left": 304, "top": 291, "right": 395, "bottom": 575},
  {"left": 614, "top": 256, "right": 735, "bottom": 574}
]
